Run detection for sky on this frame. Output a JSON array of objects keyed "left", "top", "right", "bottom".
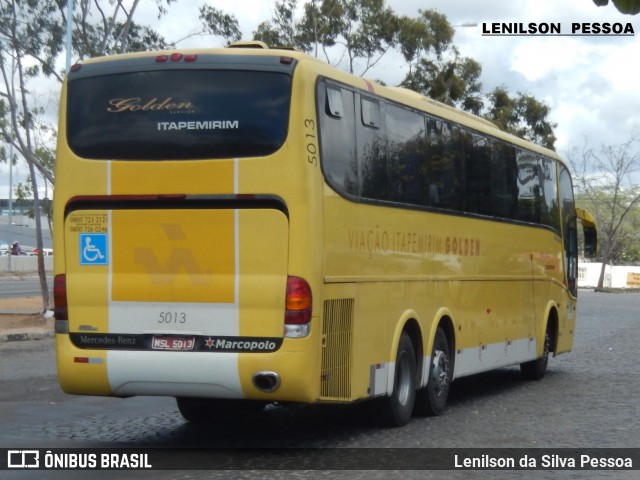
[{"left": 1, "top": 0, "right": 639, "bottom": 199}]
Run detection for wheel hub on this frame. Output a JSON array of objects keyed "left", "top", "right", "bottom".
[{"left": 431, "top": 350, "right": 449, "bottom": 397}]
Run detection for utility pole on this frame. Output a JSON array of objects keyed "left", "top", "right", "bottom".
[{"left": 7, "top": 143, "right": 13, "bottom": 272}]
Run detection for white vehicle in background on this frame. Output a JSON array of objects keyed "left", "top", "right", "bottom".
[{"left": 20, "top": 246, "right": 36, "bottom": 256}]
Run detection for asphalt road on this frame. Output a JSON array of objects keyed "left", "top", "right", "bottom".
[
  {"left": 0, "top": 290, "right": 638, "bottom": 480},
  {"left": 0, "top": 276, "right": 52, "bottom": 299}
]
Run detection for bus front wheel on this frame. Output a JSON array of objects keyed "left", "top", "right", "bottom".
[
  {"left": 372, "top": 331, "right": 417, "bottom": 427},
  {"left": 414, "top": 327, "right": 451, "bottom": 416}
]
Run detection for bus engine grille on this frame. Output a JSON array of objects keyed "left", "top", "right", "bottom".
[{"left": 320, "top": 298, "right": 354, "bottom": 400}]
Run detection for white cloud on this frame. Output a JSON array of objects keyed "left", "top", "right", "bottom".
[{"left": 423, "top": 0, "right": 640, "bottom": 152}]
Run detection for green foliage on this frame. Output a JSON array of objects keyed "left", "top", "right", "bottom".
[
  {"left": 485, "top": 86, "right": 557, "bottom": 150},
  {"left": 256, "top": 0, "right": 402, "bottom": 75},
  {"left": 397, "top": 10, "right": 454, "bottom": 64},
  {"left": 252, "top": 1, "right": 555, "bottom": 148},
  {"left": 254, "top": 0, "right": 300, "bottom": 49},
  {"left": 593, "top": 0, "right": 640, "bottom": 14},
  {"left": 401, "top": 47, "right": 483, "bottom": 115},
  {"left": 199, "top": 6, "right": 242, "bottom": 43},
  {"left": 0, "top": 1, "right": 64, "bottom": 79}
]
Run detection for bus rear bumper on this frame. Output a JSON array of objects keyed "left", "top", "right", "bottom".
[{"left": 55, "top": 334, "right": 318, "bottom": 403}]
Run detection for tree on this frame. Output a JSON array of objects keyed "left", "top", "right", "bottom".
[
  {"left": 254, "top": 0, "right": 304, "bottom": 49},
  {"left": 252, "top": 0, "right": 556, "bottom": 149},
  {"left": 592, "top": 0, "right": 640, "bottom": 15},
  {"left": 181, "top": 5, "right": 241, "bottom": 46},
  {"left": 485, "top": 86, "right": 557, "bottom": 150},
  {"left": 401, "top": 46, "right": 483, "bottom": 114},
  {"left": 0, "top": 0, "right": 174, "bottom": 311},
  {"left": 255, "top": 0, "right": 402, "bottom": 75},
  {"left": 568, "top": 132, "right": 640, "bottom": 289}
]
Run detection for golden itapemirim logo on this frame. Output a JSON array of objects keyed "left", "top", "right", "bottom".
[{"left": 106, "top": 97, "right": 194, "bottom": 113}]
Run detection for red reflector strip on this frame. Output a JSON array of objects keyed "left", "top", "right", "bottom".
[
  {"left": 74, "top": 357, "right": 103, "bottom": 364},
  {"left": 185, "top": 54, "right": 197, "bottom": 62},
  {"left": 156, "top": 55, "right": 169, "bottom": 62},
  {"left": 170, "top": 53, "right": 183, "bottom": 62},
  {"left": 363, "top": 79, "right": 375, "bottom": 93}
]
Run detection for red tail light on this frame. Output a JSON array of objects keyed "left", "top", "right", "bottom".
[
  {"left": 156, "top": 53, "right": 197, "bottom": 63},
  {"left": 54, "top": 274, "right": 68, "bottom": 321},
  {"left": 285, "top": 276, "right": 312, "bottom": 337}
]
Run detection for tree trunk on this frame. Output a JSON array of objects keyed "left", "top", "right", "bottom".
[
  {"left": 596, "top": 246, "right": 613, "bottom": 291},
  {"left": 27, "top": 161, "right": 50, "bottom": 312},
  {"left": 597, "top": 261, "right": 607, "bottom": 290}
]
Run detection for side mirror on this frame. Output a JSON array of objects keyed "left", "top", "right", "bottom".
[{"left": 576, "top": 208, "right": 597, "bottom": 259}]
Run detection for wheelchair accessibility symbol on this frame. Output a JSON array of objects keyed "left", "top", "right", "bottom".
[{"left": 79, "top": 234, "right": 109, "bottom": 265}]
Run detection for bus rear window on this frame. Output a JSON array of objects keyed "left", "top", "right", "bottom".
[{"left": 67, "top": 70, "right": 292, "bottom": 160}]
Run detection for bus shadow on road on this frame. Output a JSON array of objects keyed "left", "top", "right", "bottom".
[
  {"left": 447, "top": 366, "right": 564, "bottom": 408},
  {"left": 75, "top": 367, "right": 568, "bottom": 449},
  {"left": 145, "top": 368, "right": 565, "bottom": 447}
]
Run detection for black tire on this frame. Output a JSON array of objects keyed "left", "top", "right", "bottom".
[
  {"left": 520, "top": 329, "right": 551, "bottom": 380},
  {"left": 176, "top": 397, "right": 265, "bottom": 423},
  {"left": 372, "top": 332, "right": 417, "bottom": 427},
  {"left": 414, "top": 327, "right": 451, "bottom": 416}
]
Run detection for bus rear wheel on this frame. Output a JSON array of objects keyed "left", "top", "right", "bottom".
[
  {"left": 372, "top": 332, "right": 417, "bottom": 427},
  {"left": 520, "top": 328, "right": 551, "bottom": 380},
  {"left": 414, "top": 327, "right": 451, "bottom": 416}
]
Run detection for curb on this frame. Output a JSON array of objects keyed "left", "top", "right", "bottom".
[
  {"left": 0, "top": 330, "right": 54, "bottom": 342},
  {"left": 0, "top": 308, "right": 55, "bottom": 342}
]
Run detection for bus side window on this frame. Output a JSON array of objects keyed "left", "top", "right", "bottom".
[
  {"left": 491, "top": 142, "right": 518, "bottom": 220},
  {"left": 516, "top": 149, "right": 542, "bottom": 223},
  {"left": 361, "top": 97, "right": 380, "bottom": 128},
  {"left": 358, "top": 96, "right": 388, "bottom": 201},
  {"left": 384, "top": 103, "right": 426, "bottom": 205},
  {"left": 538, "top": 156, "right": 560, "bottom": 232},
  {"left": 559, "top": 166, "right": 578, "bottom": 295},
  {"left": 440, "top": 123, "right": 464, "bottom": 212},
  {"left": 326, "top": 87, "right": 344, "bottom": 118},
  {"left": 464, "top": 133, "right": 492, "bottom": 216},
  {"left": 425, "top": 118, "right": 443, "bottom": 207},
  {"left": 319, "top": 83, "right": 357, "bottom": 195}
]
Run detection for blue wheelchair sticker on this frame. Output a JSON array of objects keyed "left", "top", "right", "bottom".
[{"left": 79, "top": 233, "right": 109, "bottom": 265}]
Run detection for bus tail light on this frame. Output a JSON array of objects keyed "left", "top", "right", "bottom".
[
  {"left": 156, "top": 53, "right": 197, "bottom": 63},
  {"left": 54, "top": 274, "right": 69, "bottom": 333},
  {"left": 284, "top": 276, "right": 312, "bottom": 338}
]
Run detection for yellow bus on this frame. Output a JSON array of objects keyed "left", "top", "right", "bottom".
[{"left": 53, "top": 42, "right": 597, "bottom": 427}]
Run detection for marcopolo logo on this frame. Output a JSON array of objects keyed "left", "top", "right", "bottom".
[{"left": 203, "top": 336, "right": 282, "bottom": 353}]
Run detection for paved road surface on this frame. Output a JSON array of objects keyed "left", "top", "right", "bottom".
[{"left": 0, "top": 290, "right": 638, "bottom": 480}]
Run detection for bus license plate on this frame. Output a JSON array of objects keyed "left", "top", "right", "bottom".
[{"left": 152, "top": 336, "right": 195, "bottom": 351}]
